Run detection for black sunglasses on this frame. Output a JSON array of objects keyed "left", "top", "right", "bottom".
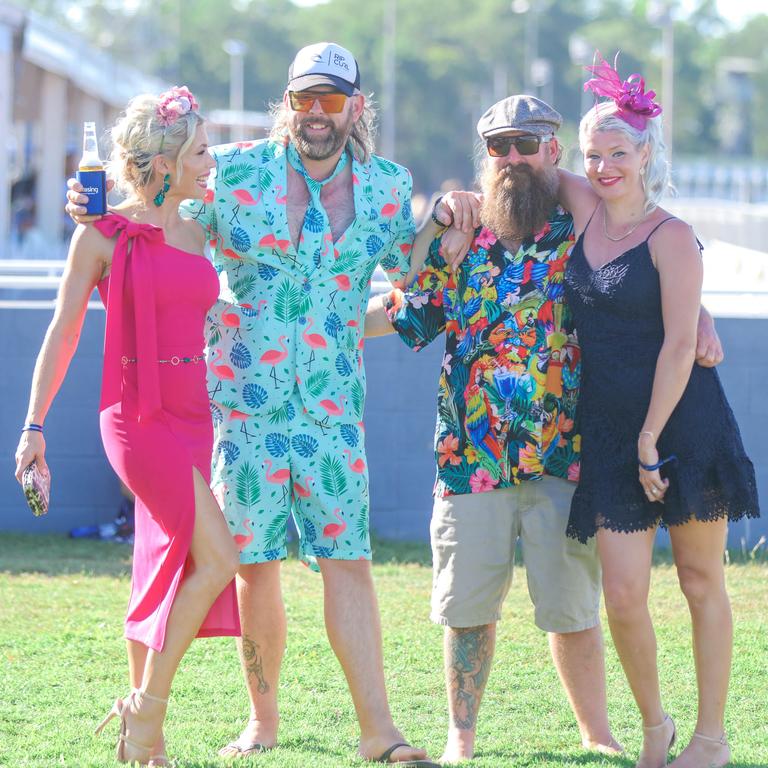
[{"left": 486, "top": 134, "right": 552, "bottom": 157}]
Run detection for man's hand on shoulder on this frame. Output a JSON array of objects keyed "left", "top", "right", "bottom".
[
  {"left": 433, "top": 190, "right": 483, "bottom": 271},
  {"left": 439, "top": 190, "right": 482, "bottom": 233},
  {"left": 65, "top": 177, "right": 115, "bottom": 224},
  {"left": 695, "top": 306, "right": 724, "bottom": 367}
]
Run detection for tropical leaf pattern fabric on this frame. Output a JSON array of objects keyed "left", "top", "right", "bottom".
[
  {"left": 386, "top": 208, "right": 582, "bottom": 497},
  {"left": 181, "top": 138, "right": 415, "bottom": 426},
  {"left": 181, "top": 137, "right": 413, "bottom": 568},
  {"left": 211, "top": 391, "right": 370, "bottom": 570}
]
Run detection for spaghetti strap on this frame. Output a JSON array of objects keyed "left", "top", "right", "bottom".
[
  {"left": 644, "top": 216, "right": 677, "bottom": 242},
  {"left": 582, "top": 203, "right": 601, "bottom": 236}
]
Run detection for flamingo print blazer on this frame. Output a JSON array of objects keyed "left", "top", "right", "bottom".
[{"left": 182, "top": 138, "right": 415, "bottom": 426}]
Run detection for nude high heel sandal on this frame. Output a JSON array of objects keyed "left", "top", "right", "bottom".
[
  {"left": 686, "top": 731, "right": 730, "bottom": 768},
  {"left": 95, "top": 689, "right": 168, "bottom": 765},
  {"left": 636, "top": 714, "right": 676, "bottom": 768}
]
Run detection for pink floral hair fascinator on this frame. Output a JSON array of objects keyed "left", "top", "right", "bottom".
[
  {"left": 156, "top": 85, "right": 199, "bottom": 127},
  {"left": 583, "top": 52, "right": 662, "bottom": 130}
]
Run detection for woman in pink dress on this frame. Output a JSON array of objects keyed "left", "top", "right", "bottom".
[{"left": 14, "top": 87, "right": 240, "bottom": 765}]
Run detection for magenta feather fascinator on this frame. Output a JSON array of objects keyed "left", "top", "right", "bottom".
[{"left": 583, "top": 52, "right": 662, "bottom": 130}]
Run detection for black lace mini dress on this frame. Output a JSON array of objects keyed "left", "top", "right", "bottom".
[{"left": 564, "top": 217, "right": 760, "bottom": 543}]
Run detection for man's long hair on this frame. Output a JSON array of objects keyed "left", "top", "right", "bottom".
[{"left": 268, "top": 93, "right": 377, "bottom": 164}]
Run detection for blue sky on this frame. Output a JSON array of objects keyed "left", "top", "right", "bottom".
[{"left": 681, "top": 0, "right": 766, "bottom": 28}]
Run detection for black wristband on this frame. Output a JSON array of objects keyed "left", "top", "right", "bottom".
[
  {"left": 431, "top": 195, "right": 454, "bottom": 228},
  {"left": 22, "top": 423, "right": 44, "bottom": 433}
]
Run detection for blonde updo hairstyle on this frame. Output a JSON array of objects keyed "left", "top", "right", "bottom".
[
  {"left": 109, "top": 92, "right": 204, "bottom": 198},
  {"left": 578, "top": 103, "right": 671, "bottom": 213}
]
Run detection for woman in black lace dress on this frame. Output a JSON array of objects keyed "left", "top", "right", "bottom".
[{"left": 558, "top": 59, "right": 759, "bottom": 768}]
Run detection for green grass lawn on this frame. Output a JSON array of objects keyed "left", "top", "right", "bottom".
[{"left": 0, "top": 533, "right": 766, "bottom": 767}]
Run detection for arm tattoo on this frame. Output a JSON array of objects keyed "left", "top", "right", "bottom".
[
  {"left": 242, "top": 635, "right": 270, "bottom": 694},
  {"left": 447, "top": 626, "right": 493, "bottom": 731}
]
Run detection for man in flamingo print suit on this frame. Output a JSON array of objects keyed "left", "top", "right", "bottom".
[{"left": 183, "top": 42, "right": 438, "bottom": 765}]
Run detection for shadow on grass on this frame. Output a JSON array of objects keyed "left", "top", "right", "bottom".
[
  {"left": 0, "top": 532, "right": 433, "bottom": 577},
  {"left": 510, "top": 752, "right": 765, "bottom": 768},
  {"left": 172, "top": 734, "right": 348, "bottom": 766},
  {"left": 475, "top": 748, "right": 630, "bottom": 766},
  {"left": 0, "top": 532, "right": 132, "bottom": 577},
  {"left": 1, "top": 531, "right": 760, "bottom": 578},
  {"left": 370, "top": 536, "right": 432, "bottom": 566}
]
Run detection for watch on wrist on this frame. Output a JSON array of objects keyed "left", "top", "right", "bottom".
[{"left": 431, "top": 195, "right": 453, "bottom": 228}]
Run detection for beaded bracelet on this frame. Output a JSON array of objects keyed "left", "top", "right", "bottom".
[{"left": 22, "top": 423, "right": 44, "bottom": 433}]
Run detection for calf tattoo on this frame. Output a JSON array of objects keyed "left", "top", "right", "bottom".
[
  {"left": 242, "top": 635, "right": 270, "bottom": 694},
  {"left": 447, "top": 626, "right": 493, "bottom": 730}
]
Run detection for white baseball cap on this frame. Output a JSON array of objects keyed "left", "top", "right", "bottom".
[{"left": 288, "top": 42, "right": 360, "bottom": 96}]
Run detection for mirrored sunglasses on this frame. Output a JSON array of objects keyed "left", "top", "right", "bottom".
[{"left": 288, "top": 91, "right": 348, "bottom": 114}]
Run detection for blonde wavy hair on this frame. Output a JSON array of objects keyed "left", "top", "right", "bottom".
[
  {"left": 579, "top": 103, "right": 672, "bottom": 213},
  {"left": 108, "top": 92, "right": 203, "bottom": 198}
]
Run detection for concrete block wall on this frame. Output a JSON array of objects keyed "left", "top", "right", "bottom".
[
  {"left": 1, "top": 306, "right": 765, "bottom": 548},
  {"left": 1, "top": 306, "right": 120, "bottom": 533}
]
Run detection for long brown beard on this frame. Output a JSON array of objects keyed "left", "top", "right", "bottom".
[
  {"left": 291, "top": 112, "right": 353, "bottom": 161},
  {"left": 479, "top": 162, "right": 559, "bottom": 241}
]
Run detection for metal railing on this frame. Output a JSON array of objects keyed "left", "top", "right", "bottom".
[
  {"left": 672, "top": 163, "right": 768, "bottom": 204},
  {"left": 666, "top": 199, "right": 768, "bottom": 252}
]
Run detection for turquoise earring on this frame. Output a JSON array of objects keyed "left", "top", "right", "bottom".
[{"left": 153, "top": 174, "right": 171, "bottom": 207}]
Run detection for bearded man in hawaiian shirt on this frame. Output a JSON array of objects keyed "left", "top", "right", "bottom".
[{"left": 365, "top": 94, "right": 724, "bottom": 764}]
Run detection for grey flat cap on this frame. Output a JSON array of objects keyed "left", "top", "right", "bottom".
[{"left": 477, "top": 95, "right": 562, "bottom": 139}]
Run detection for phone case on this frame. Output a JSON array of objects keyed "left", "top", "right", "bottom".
[{"left": 22, "top": 462, "right": 50, "bottom": 517}]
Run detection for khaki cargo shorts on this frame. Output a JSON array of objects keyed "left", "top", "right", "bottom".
[{"left": 430, "top": 476, "right": 601, "bottom": 633}]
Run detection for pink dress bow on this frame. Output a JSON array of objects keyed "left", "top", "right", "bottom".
[{"left": 97, "top": 213, "right": 166, "bottom": 421}]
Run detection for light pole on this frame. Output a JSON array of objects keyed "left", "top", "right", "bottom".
[
  {"left": 223, "top": 39, "right": 246, "bottom": 142},
  {"left": 569, "top": 34, "right": 592, "bottom": 119},
  {"left": 511, "top": 0, "right": 538, "bottom": 94},
  {"left": 647, "top": 1, "right": 674, "bottom": 161},
  {"left": 380, "top": 0, "right": 397, "bottom": 160}
]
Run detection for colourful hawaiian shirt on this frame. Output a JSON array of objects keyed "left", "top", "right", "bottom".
[
  {"left": 181, "top": 138, "right": 415, "bottom": 426},
  {"left": 385, "top": 207, "right": 582, "bottom": 497}
]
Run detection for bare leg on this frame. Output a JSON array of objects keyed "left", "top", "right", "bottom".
[
  {"left": 219, "top": 561, "right": 285, "bottom": 755},
  {"left": 441, "top": 624, "right": 495, "bottom": 764},
  {"left": 127, "top": 641, "right": 166, "bottom": 764},
  {"left": 127, "top": 640, "right": 148, "bottom": 690},
  {"left": 120, "top": 468, "right": 240, "bottom": 755},
  {"left": 318, "top": 558, "right": 428, "bottom": 764},
  {"left": 548, "top": 627, "right": 623, "bottom": 753},
  {"left": 598, "top": 527, "right": 674, "bottom": 768},
  {"left": 667, "top": 518, "right": 731, "bottom": 768}
]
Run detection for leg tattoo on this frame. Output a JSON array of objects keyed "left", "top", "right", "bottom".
[
  {"left": 447, "top": 626, "right": 493, "bottom": 730},
  {"left": 242, "top": 634, "right": 270, "bottom": 694}
]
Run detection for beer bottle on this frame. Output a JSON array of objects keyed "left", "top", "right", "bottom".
[{"left": 75, "top": 121, "right": 107, "bottom": 215}]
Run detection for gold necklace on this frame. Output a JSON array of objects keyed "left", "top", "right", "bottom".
[{"left": 602, "top": 206, "right": 647, "bottom": 242}]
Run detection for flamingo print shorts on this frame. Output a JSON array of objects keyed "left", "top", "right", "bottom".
[{"left": 211, "top": 389, "right": 372, "bottom": 569}]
